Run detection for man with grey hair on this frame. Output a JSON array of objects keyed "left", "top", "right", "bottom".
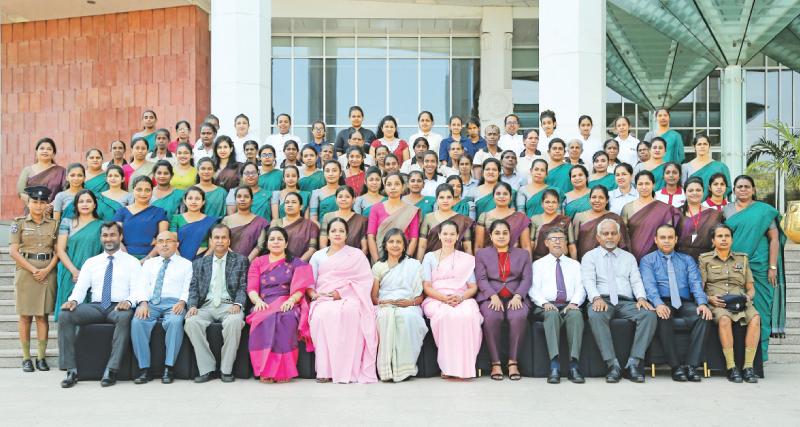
[{"left": 582, "top": 218, "right": 656, "bottom": 383}]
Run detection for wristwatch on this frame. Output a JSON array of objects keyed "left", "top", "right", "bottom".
[{"left": 769, "top": 265, "right": 777, "bottom": 270}]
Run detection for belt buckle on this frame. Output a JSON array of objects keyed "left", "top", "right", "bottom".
[{"left": 36, "top": 253, "right": 48, "bottom": 261}]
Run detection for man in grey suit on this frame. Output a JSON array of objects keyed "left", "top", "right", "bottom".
[
  {"left": 184, "top": 224, "right": 249, "bottom": 383},
  {"left": 582, "top": 219, "right": 657, "bottom": 383}
]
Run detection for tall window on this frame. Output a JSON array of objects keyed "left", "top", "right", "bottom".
[{"left": 512, "top": 19, "right": 538, "bottom": 129}]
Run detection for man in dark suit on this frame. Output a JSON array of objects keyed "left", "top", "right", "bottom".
[{"left": 184, "top": 224, "right": 249, "bottom": 383}]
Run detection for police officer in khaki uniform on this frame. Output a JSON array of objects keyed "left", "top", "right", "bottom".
[
  {"left": 698, "top": 223, "right": 760, "bottom": 384},
  {"left": 9, "top": 186, "right": 59, "bottom": 372}
]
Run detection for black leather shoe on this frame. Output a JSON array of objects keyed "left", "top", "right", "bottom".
[
  {"left": 134, "top": 369, "right": 151, "bottom": 384},
  {"left": 547, "top": 368, "right": 560, "bottom": 384},
  {"left": 61, "top": 369, "right": 78, "bottom": 388},
  {"left": 194, "top": 371, "right": 215, "bottom": 383},
  {"left": 671, "top": 366, "right": 688, "bottom": 382},
  {"left": 625, "top": 365, "right": 645, "bottom": 383},
  {"left": 605, "top": 365, "right": 621, "bottom": 383},
  {"left": 22, "top": 359, "right": 34, "bottom": 373},
  {"left": 100, "top": 368, "right": 117, "bottom": 387},
  {"left": 742, "top": 367, "right": 759, "bottom": 383},
  {"left": 727, "top": 367, "right": 743, "bottom": 383},
  {"left": 35, "top": 358, "right": 49, "bottom": 371},
  {"left": 162, "top": 366, "right": 174, "bottom": 384},
  {"left": 568, "top": 367, "right": 585, "bottom": 384},
  {"left": 220, "top": 373, "right": 235, "bottom": 383},
  {"left": 686, "top": 366, "right": 702, "bottom": 382}
]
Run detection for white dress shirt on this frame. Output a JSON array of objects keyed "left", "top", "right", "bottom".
[
  {"left": 409, "top": 131, "right": 443, "bottom": 155},
  {"left": 530, "top": 254, "right": 585, "bottom": 307},
  {"left": 615, "top": 134, "right": 640, "bottom": 166},
  {"left": 655, "top": 187, "right": 686, "bottom": 208},
  {"left": 498, "top": 133, "right": 524, "bottom": 154},
  {"left": 231, "top": 134, "right": 251, "bottom": 163},
  {"left": 539, "top": 131, "right": 563, "bottom": 150},
  {"left": 516, "top": 152, "right": 544, "bottom": 178},
  {"left": 581, "top": 246, "right": 646, "bottom": 302},
  {"left": 69, "top": 249, "right": 141, "bottom": 305},
  {"left": 134, "top": 254, "right": 193, "bottom": 303},
  {"left": 609, "top": 188, "right": 639, "bottom": 215},
  {"left": 421, "top": 175, "right": 446, "bottom": 197},
  {"left": 578, "top": 135, "right": 604, "bottom": 165},
  {"left": 193, "top": 141, "right": 215, "bottom": 164},
  {"left": 472, "top": 148, "right": 503, "bottom": 166},
  {"left": 208, "top": 252, "right": 232, "bottom": 303},
  {"left": 400, "top": 159, "right": 422, "bottom": 174},
  {"left": 264, "top": 133, "right": 303, "bottom": 166},
  {"left": 500, "top": 172, "right": 525, "bottom": 191}
]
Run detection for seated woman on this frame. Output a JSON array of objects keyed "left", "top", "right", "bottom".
[
  {"left": 444, "top": 175, "right": 475, "bottom": 220},
  {"left": 169, "top": 186, "right": 219, "bottom": 260},
  {"left": 368, "top": 173, "right": 421, "bottom": 263},
  {"left": 418, "top": 184, "right": 474, "bottom": 259},
  {"left": 517, "top": 159, "right": 558, "bottom": 217},
  {"left": 562, "top": 165, "right": 591, "bottom": 219},
  {"left": 421, "top": 220, "right": 482, "bottom": 379},
  {"left": 587, "top": 151, "right": 617, "bottom": 191},
  {"left": 403, "top": 171, "right": 436, "bottom": 217},
  {"left": 320, "top": 186, "right": 368, "bottom": 254},
  {"left": 353, "top": 167, "right": 384, "bottom": 218},
  {"left": 655, "top": 162, "right": 685, "bottom": 207},
  {"left": 271, "top": 166, "right": 310, "bottom": 220},
  {"left": 700, "top": 224, "right": 761, "bottom": 383},
  {"left": 371, "top": 229, "right": 428, "bottom": 382},
  {"left": 270, "top": 192, "right": 319, "bottom": 262},
  {"left": 310, "top": 160, "right": 346, "bottom": 224},
  {"left": 571, "top": 185, "right": 630, "bottom": 260},
  {"left": 222, "top": 186, "right": 270, "bottom": 261},
  {"left": 226, "top": 162, "right": 270, "bottom": 219},
  {"left": 621, "top": 170, "right": 679, "bottom": 261},
  {"left": 307, "top": 218, "right": 378, "bottom": 384},
  {"left": 475, "top": 219, "right": 532, "bottom": 381},
  {"left": 465, "top": 158, "right": 502, "bottom": 219},
  {"left": 150, "top": 160, "right": 185, "bottom": 217},
  {"left": 474, "top": 182, "right": 531, "bottom": 257},
  {"left": 677, "top": 177, "right": 722, "bottom": 260},
  {"left": 195, "top": 157, "right": 228, "bottom": 218},
  {"left": 112, "top": 175, "right": 169, "bottom": 260},
  {"left": 246, "top": 227, "right": 314, "bottom": 383},
  {"left": 530, "top": 189, "right": 573, "bottom": 261}
]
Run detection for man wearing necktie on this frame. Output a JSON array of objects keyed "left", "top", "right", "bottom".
[
  {"left": 58, "top": 222, "right": 140, "bottom": 388},
  {"left": 131, "top": 231, "right": 193, "bottom": 384},
  {"left": 640, "top": 225, "right": 712, "bottom": 382},
  {"left": 184, "top": 224, "right": 249, "bottom": 383},
  {"left": 582, "top": 219, "right": 656, "bottom": 383},
  {"left": 530, "top": 227, "right": 586, "bottom": 384}
]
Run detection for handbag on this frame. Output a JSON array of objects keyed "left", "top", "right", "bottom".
[{"left": 720, "top": 294, "right": 747, "bottom": 313}]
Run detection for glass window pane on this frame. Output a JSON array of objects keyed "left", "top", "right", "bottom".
[
  {"left": 452, "top": 38, "right": 480, "bottom": 57},
  {"left": 357, "top": 59, "right": 387, "bottom": 126},
  {"left": 637, "top": 107, "right": 650, "bottom": 129},
  {"left": 358, "top": 37, "right": 387, "bottom": 58},
  {"left": 780, "top": 69, "right": 792, "bottom": 123},
  {"left": 671, "top": 91, "right": 694, "bottom": 128},
  {"left": 795, "top": 71, "right": 800, "bottom": 128},
  {"left": 326, "top": 37, "right": 355, "bottom": 57},
  {"left": 325, "top": 59, "right": 355, "bottom": 126},
  {"left": 272, "top": 36, "right": 292, "bottom": 58},
  {"left": 420, "top": 59, "right": 450, "bottom": 126},
  {"left": 512, "top": 48, "right": 538, "bottom": 69},
  {"left": 389, "top": 59, "right": 418, "bottom": 125},
  {"left": 767, "top": 69, "right": 779, "bottom": 123},
  {"left": 745, "top": 53, "right": 764, "bottom": 68},
  {"left": 293, "top": 59, "right": 323, "bottom": 126},
  {"left": 453, "top": 59, "right": 480, "bottom": 121},
  {"left": 709, "top": 71, "right": 721, "bottom": 127},
  {"left": 696, "top": 77, "right": 709, "bottom": 129},
  {"left": 271, "top": 59, "right": 291, "bottom": 124},
  {"left": 512, "top": 70, "right": 538, "bottom": 105},
  {"left": 294, "top": 37, "right": 323, "bottom": 57},
  {"left": 420, "top": 37, "right": 449, "bottom": 58},
  {"left": 746, "top": 70, "right": 765, "bottom": 127},
  {"left": 388, "top": 37, "right": 418, "bottom": 57}
]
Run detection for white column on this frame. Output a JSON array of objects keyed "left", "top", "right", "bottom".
[
  {"left": 721, "top": 65, "right": 746, "bottom": 180},
  {"left": 210, "top": 0, "right": 271, "bottom": 141},
  {"left": 478, "top": 7, "right": 514, "bottom": 130},
  {"left": 538, "top": 0, "right": 606, "bottom": 140}
]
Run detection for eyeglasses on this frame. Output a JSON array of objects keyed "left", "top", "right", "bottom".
[
  {"left": 506, "top": 121, "right": 519, "bottom": 125},
  {"left": 243, "top": 171, "right": 258, "bottom": 177},
  {"left": 260, "top": 153, "right": 274, "bottom": 158},
  {"left": 547, "top": 236, "right": 567, "bottom": 242}
]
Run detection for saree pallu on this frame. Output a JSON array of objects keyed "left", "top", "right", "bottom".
[
  {"left": 726, "top": 201, "right": 787, "bottom": 359},
  {"left": 689, "top": 161, "right": 731, "bottom": 199},
  {"left": 651, "top": 163, "right": 667, "bottom": 191},
  {"left": 246, "top": 257, "right": 314, "bottom": 380},
  {"left": 414, "top": 196, "right": 436, "bottom": 217},
  {"left": 421, "top": 251, "right": 482, "bottom": 378},
  {"left": 85, "top": 173, "right": 109, "bottom": 194},
  {"left": 480, "top": 212, "right": 531, "bottom": 248},
  {"left": 532, "top": 215, "right": 571, "bottom": 260},
  {"left": 151, "top": 189, "right": 185, "bottom": 217},
  {"left": 575, "top": 212, "right": 629, "bottom": 260},
  {"left": 661, "top": 129, "right": 685, "bottom": 165},
  {"left": 545, "top": 163, "right": 573, "bottom": 195},
  {"left": 258, "top": 170, "right": 284, "bottom": 192},
  {"left": 373, "top": 203, "right": 420, "bottom": 255},
  {"left": 173, "top": 215, "right": 218, "bottom": 260},
  {"left": 135, "top": 131, "right": 157, "bottom": 151},
  {"left": 112, "top": 205, "right": 168, "bottom": 258},
  {"left": 229, "top": 216, "right": 269, "bottom": 257},
  {"left": 374, "top": 258, "right": 427, "bottom": 382},
  {"left": 676, "top": 209, "right": 723, "bottom": 260},
  {"left": 424, "top": 214, "right": 474, "bottom": 252},
  {"left": 519, "top": 186, "right": 559, "bottom": 217},
  {"left": 252, "top": 189, "right": 272, "bottom": 221},
  {"left": 345, "top": 172, "right": 366, "bottom": 196},
  {"left": 96, "top": 194, "right": 123, "bottom": 221},
  {"left": 299, "top": 171, "right": 326, "bottom": 192},
  {"left": 23, "top": 165, "right": 65, "bottom": 206},
  {"left": 216, "top": 164, "right": 241, "bottom": 191},
  {"left": 452, "top": 198, "right": 474, "bottom": 219},
  {"left": 626, "top": 201, "right": 679, "bottom": 261},
  {"left": 346, "top": 214, "right": 368, "bottom": 249},
  {"left": 474, "top": 193, "right": 495, "bottom": 219},
  {"left": 54, "top": 220, "right": 103, "bottom": 320},
  {"left": 123, "top": 162, "right": 155, "bottom": 188},
  {"left": 564, "top": 193, "right": 591, "bottom": 219},
  {"left": 309, "top": 246, "right": 378, "bottom": 383},
  {"left": 588, "top": 174, "right": 617, "bottom": 191},
  {"left": 317, "top": 194, "right": 338, "bottom": 222},
  {"left": 283, "top": 218, "right": 319, "bottom": 257},
  {"left": 277, "top": 191, "right": 311, "bottom": 218},
  {"left": 203, "top": 187, "right": 228, "bottom": 218}
]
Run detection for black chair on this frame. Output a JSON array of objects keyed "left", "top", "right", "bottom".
[
  {"left": 644, "top": 317, "right": 695, "bottom": 377},
  {"left": 416, "top": 319, "right": 442, "bottom": 378},
  {"left": 192, "top": 323, "right": 252, "bottom": 379},
  {"left": 75, "top": 323, "right": 134, "bottom": 381},
  {"left": 705, "top": 323, "right": 764, "bottom": 378},
  {"left": 297, "top": 340, "right": 316, "bottom": 379},
  {"left": 529, "top": 318, "right": 595, "bottom": 378},
  {"left": 129, "top": 319, "right": 194, "bottom": 380},
  {"left": 582, "top": 318, "right": 636, "bottom": 377},
  {"left": 475, "top": 315, "right": 535, "bottom": 377}
]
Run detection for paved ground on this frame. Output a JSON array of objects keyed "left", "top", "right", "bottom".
[{"left": 2, "top": 365, "right": 798, "bottom": 426}]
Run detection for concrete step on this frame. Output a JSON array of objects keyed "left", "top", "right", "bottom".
[
  {"left": 0, "top": 300, "right": 17, "bottom": 315},
  {"left": 0, "top": 315, "right": 56, "bottom": 332},
  {"left": 0, "top": 285, "right": 13, "bottom": 300},
  {"left": 0, "top": 331, "right": 58, "bottom": 350},
  {"left": 771, "top": 333, "right": 800, "bottom": 346},
  {"left": 768, "top": 345, "right": 800, "bottom": 363},
  {"left": 0, "top": 349, "right": 58, "bottom": 368}
]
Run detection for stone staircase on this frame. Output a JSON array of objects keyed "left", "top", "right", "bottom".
[{"left": 768, "top": 243, "right": 800, "bottom": 363}]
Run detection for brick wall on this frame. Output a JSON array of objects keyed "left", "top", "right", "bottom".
[{"left": 0, "top": 6, "right": 210, "bottom": 218}]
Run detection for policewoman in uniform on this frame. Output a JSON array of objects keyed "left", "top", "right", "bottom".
[
  {"left": 9, "top": 186, "right": 59, "bottom": 372},
  {"left": 698, "top": 223, "right": 760, "bottom": 384}
]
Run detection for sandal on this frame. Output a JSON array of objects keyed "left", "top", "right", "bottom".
[
  {"left": 508, "top": 362, "right": 521, "bottom": 381},
  {"left": 316, "top": 378, "right": 332, "bottom": 383},
  {"left": 490, "top": 362, "right": 504, "bottom": 381}
]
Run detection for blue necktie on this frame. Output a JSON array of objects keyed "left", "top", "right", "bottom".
[
  {"left": 665, "top": 254, "right": 681, "bottom": 309},
  {"left": 101, "top": 255, "right": 114, "bottom": 310},
  {"left": 151, "top": 257, "right": 171, "bottom": 305}
]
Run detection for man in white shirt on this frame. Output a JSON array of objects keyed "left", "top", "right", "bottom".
[
  {"left": 473, "top": 125, "right": 503, "bottom": 174},
  {"left": 500, "top": 150, "right": 525, "bottom": 191},
  {"left": 130, "top": 231, "right": 193, "bottom": 385},
  {"left": 58, "top": 222, "right": 140, "bottom": 388},
  {"left": 499, "top": 114, "right": 524, "bottom": 154},
  {"left": 193, "top": 122, "right": 217, "bottom": 164},
  {"left": 265, "top": 113, "right": 303, "bottom": 166},
  {"left": 530, "top": 227, "right": 586, "bottom": 384}
]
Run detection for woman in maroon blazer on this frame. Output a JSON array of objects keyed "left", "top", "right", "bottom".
[{"left": 474, "top": 219, "right": 533, "bottom": 381}]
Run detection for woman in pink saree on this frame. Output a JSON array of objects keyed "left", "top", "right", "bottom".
[
  {"left": 307, "top": 217, "right": 378, "bottom": 383},
  {"left": 246, "top": 227, "right": 314, "bottom": 383},
  {"left": 421, "top": 220, "right": 483, "bottom": 379}
]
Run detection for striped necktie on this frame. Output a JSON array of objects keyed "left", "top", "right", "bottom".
[
  {"left": 101, "top": 255, "right": 114, "bottom": 310},
  {"left": 151, "top": 257, "right": 171, "bottom": 305}
]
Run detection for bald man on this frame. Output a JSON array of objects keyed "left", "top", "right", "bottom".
[{"left": 130, "top": 231, "right": 193, "bottom": 384}]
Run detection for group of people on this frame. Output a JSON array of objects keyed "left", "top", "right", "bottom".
[{"left": 10, "top": 105, "right": 786, "bottom": 387}]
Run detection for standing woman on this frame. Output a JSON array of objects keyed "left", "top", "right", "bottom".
[
  {"left": 588, "top": 151, "right": 617, "bottom": 190},
  {"left": 421, "top": 220, "right": 482, "bottom": 379},
  {"left": 458, "top": 154, "right": 479, "bottom": 194},
  {"left": 544, "top": 138, "right": 572, "bottom": 195},
  {"left": 634, "top": 137, "right": 667, "bottom": 190},
  {"left": 368, "top": 173, "right": 421, "bottom": 263},
  {"left": 723, "top": 175, "right": 786, "bottom": 354},
  {"left": 84, "top": 149, "right": 108, "bottom": 194},
  {"left": 613, "top": 116, "right": 640, "bottom": 166},
  {"left": 371, "top": 229, "right": 428, "bottom": 382},
  {"left": 354, "top": 167, "right": 384, "bottom": 218},
  {"left": 517, "top": 159, "right": 557, "bottom": 217},
  {"left": 676, "top": 177, "right": 723, "bottom": 260},
  {"left": 644, "top": 108, "right": 685, "bottom": 164},
  {"left": 655, "top": 162, "right": 685, "bottom": 207},
  {"left": 319, "top": 143, "right": 335, "bottom": 164},
  {"left": 310, "top": 160, "right": 346, "bottom": 225},
  {"left": 441, "top": 140, "right": 464, "bottom": 177},
  {"left": 223, "top": 186, "right": 270, "bottom": 261},
  {"left": 418, "top": 184, "right": 474, "bottom": 259},
  {"left": 603, "top": 139, "right": 622, "bottom": 173},
  {"left": 703, "top": 173, "right": 730, "bottom": 211},
  {"left": 309, "top": 120, "right": 328, "bottom": 151},
  {"left": 55, "top": 190, "right": 103, "bottom": 320},
  {"left": 383, "top": 153, "right": 401, "bottom": 177},
  {"left": 52, "top": 163, "right": 86, "bottom": 223},
  {"left": 571, "top": 186, "right": 630, "bottom": 260},
  {"left": 682, "top": 134, "right": 731, "bottom": 199},
  {"left": 229, "top": 162, "right": 271, "bottom": 220},
  {"left": 281, "top": 140, "right": 301, "bottom": 168},
  {"left": 530, "top": 189, "right": 573, "bottom": 261},
  {"left": 475, "top": 182, "right": 531, "bottom": 256},
  {"left": 170, "top": 142, "right": 197, "bottom": 190},
  {"left": 374, "top": 145, "right": 391, "bottom": 173},
  {"left": 167, "top": 120, "right": 191, "bottom": 153},
  {"left": 112, "top": 175, "right": 169, "bottom": 261},
  {"left": 9, "top": 186, "right": 59, "bottom": 372},
  {"left": 445, "top": 175, "right": 476, "bottom": 220},
  {"left": 98, "top": 165, "right": 132, "bottom": 220},
  {"left": 320, "top": 186, "right": 368, "bottom": 254},
  {"left": 410, "top": 111, "right": 443, "bottom": 157},
  {"left": 257, "top": 145, "right": 283, "bottom": 192},
  {"left": 421, "top": 151, "right": 446, "bottom": 196},
  {"left": 132, "top": 109, "right": 158, "bottom": 151},
  {"left": 169, "top": 186, "right": 219, "bottom": 260},
  {"left": 372, "top": 115, "right": 410, "bottom": 162},
  {"left": 517, "top": 129, "right": 542, "bottom": 177},
  {"left": 213, "top": 135, "right": 242, "bottom": 191},
  {"left": 17, "top": 138, "right": 66, "bottom": 216},
  {"left": 465, "top": 158, "right": 503, "bottom": 220},
  {"left": 150, "top": 160, "right": 185, "bottom": 217},
  {"left": 270, "top": 192, "right": 319, "bottom": 262},
  {"left": 232, "top": 114, "right": 252, "bottom": 162},
  {"left": 567, "top": 139, "right": 584, "bottom": 166},
  {"left": 146, "top": 128, "right": 176, "bottom": 164},
  {"left": 620, "top": 170, "right": 679, "bottom": 261},
  {"left": 102, "top": 140, "right": 128, "bottom": 170},
  {"left": 562, "top": 165, "right": 592, "bottom": 219},
  {"left": 246, "top": 227, "right": 314, "bottom": 383},
  {"left": 636, "top": 140, "right": 651, "bottom": 165},
  {"left": 242, "top": 140, "right": 260, "bottom": 165},
  {"left": 122, "top": 137, "right": 155, "bottom": 187},
  {"left": 475, "top": 219, "right": 532, "bottom": 381},
  {"left": 195, "top": 157, "right": 228, "bottom": 218},
  {"left": 609, "top": 163, "right": 638, "bottom": 215},
  {"left": 401, "top": 137, "right": 429, "bottom": 175},
  {"left": 576, "top": 115, "right": 602, "bottom": 164},
  {"left": 307, "top": 218, "right": 378, "bottom": 384},
  {"left": 299, "top": 145, "right": 325, "bottom": 192},
  {"left": 439, "top": 115, "right": 468, "bottom": 165},
  {"left": 403, "top": 171, "right": 436, "bottom": 217},
  {"left": 344, "top": 146, "right": 367, "bottom": 196},
  {"left": 271, "top": 166, "right": 310, "bottom": 219}
]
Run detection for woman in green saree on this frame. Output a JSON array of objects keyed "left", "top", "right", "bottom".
[
  {"left": 310, "top": 160, "right": 346, "bottom": 224},
  {"left": 98, "top": 165, "right": 131, "bottom": 221},
  {"left": 83, "top": 148, "right": 108, "bottom": 194},
  {"left": 228, "top": 162, "right": 270, "bottom": 220},
  {"left": 644, "top": 108, "right": 685, "bottom": 165},
  {"left": 466, "top": 158, "right": 503, "bottom": 219},
  {"left": 445, "top": 175, "right": 475, "bottom": 220},
  {"left": 562, "top": 165, "right": 591, "bottom": 219},
  {"left": 272, "top": 165, "right": 311, "bottom": 219},
  {"left": 195, "top": 157, "right": 227, "bottom": 218},
  {"left": 150, "top": 160, "right": 185, "bottom": 217},
  {"left": 52, "top": 163, "right": 86, "bottom": 223},
  {"left": 122, "top": 137, "right": 155, "bottom": 188},
  {"left": 299, "top": 145, "right": 326, "bottom": 192},
  {"left": 682, "top": 134, "right": 731, "bottom": 199},
  {"left": 257, "top": 144, "right": 283, "bottom": 192},
  {"left": 634, "top": 137, "right": 667, "bottom": 191},
  {"left": 517, "top": 159, "right": 559, "bottom": 217},
  {"left": 587, "top": 151, "right": 617, "bottom": 191},
  {"left": 544, "top": 138, "right": 572, "bottom": 195},
  {"left": 131, "top": 109, "right": 158, "bottom": 151},
  {"left": 723, "top": 175, "right": 786, "bottom": 360},
  {"left": 403, "top": 171, "right": 436, "bottom": 217}
]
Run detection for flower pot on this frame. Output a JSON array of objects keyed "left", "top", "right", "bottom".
[{"left": 784, "top": 200, "right": 800, "bottom": 243}]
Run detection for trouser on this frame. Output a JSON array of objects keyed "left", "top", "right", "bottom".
[
  {"left": 58, "top": 302, "right": 133, "bottom": 371},
  {"left": 131, "top": 298, "right": 186, "bottom": 369},
  {"left": 587, "top": 297, "right": 657, "bottom": 363},
  {"left": 183, "top": 301, "right": 244, "bottom": 375},
  {"left": 533, "top": 306, "right": 584, "bottom": 361},
  {"left": 479, "top": 299, "right": 530, "bottom": 362},
  {"left": 656, "top": 301, "right": 708, "bottom": 368}
]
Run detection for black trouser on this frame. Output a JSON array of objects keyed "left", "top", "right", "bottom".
[
  {"left": 656, "top": 301, "right": 708, "bottom": 368},
  {"left": 58, "top": 302, "right": 133, "bottom": 371}
]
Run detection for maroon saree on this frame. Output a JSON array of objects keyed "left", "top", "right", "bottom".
[
  {"left": 626, "top": 201, "right": 680, "bottom": 261},
  {"left": 229, "top": 216, "right": 269, "bottom": 256},
  {"left": 424, "top": 214, "right": 474, "bottom": 252},
  {"left": 676, "top": 209, "right": 723, "bottom": 260},
  {"left": 26, "top": 165, "right": 65, "bottom": 203},
  {"left": 532, "top": 215, "right": 571, "bottom": 260},
  {"left": 575, "top": 212, "right": 630, "bottom": 260},
  {"left": 284, "top": 218, "right": 320, "bottom": 257}
]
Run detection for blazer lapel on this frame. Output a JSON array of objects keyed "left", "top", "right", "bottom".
[{"left": 224, "top": 251, "right": 236, "bottom": 293}]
